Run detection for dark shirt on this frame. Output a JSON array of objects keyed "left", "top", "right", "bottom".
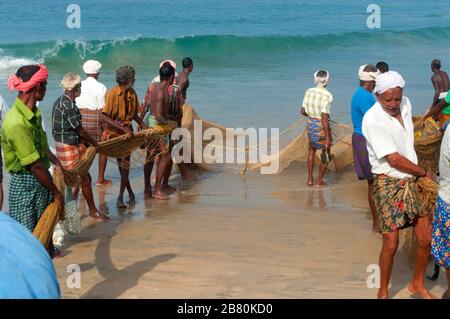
[{"left": 52, "top": 95, "right": 82, "bottom": 145}]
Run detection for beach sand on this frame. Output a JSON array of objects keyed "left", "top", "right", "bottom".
[{"left": 49, "top": 161, "right": 447, "bottom": 299}]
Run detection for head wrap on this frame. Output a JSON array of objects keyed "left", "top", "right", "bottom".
[
  {"left": 8, "top": 64, "right": 48, "bottom": 92},
  {"left": 160, "top": 59, "right": 177, "bottom": 70},
  {"left": 358, "top": 64, "right": 379, "bottom": 81},
  {"left": 314, "top": 70, "right": 329, "bottom": 87},
  {"left": 60, "top": 72, "right": 81, "bottom": 91},
  {"left": 83, "top": 60, "right": 102, "bottom": 74},
  {"left": 374, "top": 71, "right": 405, "bottom": 95}
]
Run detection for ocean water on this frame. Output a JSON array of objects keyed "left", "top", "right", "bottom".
[{"left": 1, "top": 0, "right": 450, "bottom": 130}]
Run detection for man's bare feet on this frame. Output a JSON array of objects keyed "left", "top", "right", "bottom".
[
  {"left": 96, "top": 179, "right": 112, "bottom": 186},
  {"left": 307, "top": 178, "right": 314, "bottom": 186},
  {"left": 372, "top": 222, "right": 382, "bottom": 234},
  {"left": 116, "top": 199, "right": 127, "bottom": 209},
  {"left": 127, "top": 195, "right": 136, "bottom": 206},
  {"left": 407, "top": 282, "right": 436, "bottom": 299},
  {"left": 377, "top": 288, "right": 389, "bottom": 299},
  {"left": 316, "top": 181, "right": 327, "bottom": 187},
  {"left": 89, "top": 211, "right": 109, "bottom": 221},
  {"left": 153, "top": 190, "right": 172, "bottom": 200},
  {"left": 144, "top": 191, "right": 153, "bottom": 199},
  {"left": 181, "top": 173, "right": 194, "bottom": 181},
  {"left": 50, "top": 248, "right": 65, "bottom": 259}
]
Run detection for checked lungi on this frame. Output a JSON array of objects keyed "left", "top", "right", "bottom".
[
  {"left": 55, "top": 142, "right": 87, "bottom": 171},
  {"left": 373, "top": 174, "right": 427, "bottom": 234},
  {"left": 9, "top": 173, "right": 53, "bottom": 232},
  {"left": 79, "top": 109, "right": 102, "bottom": 141}
]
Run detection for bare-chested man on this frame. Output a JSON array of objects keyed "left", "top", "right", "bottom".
[
  {"left": 431, "top": 59, "right": 450, "bottom": 106},
  {"left": 147, "top": 62, "right": 175, "bottom": 200},
  {"left": 176, "top": 57, "right": 193, "bottom": 102},
  {"left": 424, "top": 60, "right": 450, "bottom": 126}
]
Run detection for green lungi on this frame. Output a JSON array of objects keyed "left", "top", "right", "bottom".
[{"left": 9, "top": 173, "right": 53, "bottom": 232}]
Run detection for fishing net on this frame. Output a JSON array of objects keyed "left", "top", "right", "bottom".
[
  {"left": 400, "top": 117, "right": 441, "bottom": 267},
  {"left": 174, "top": 104, "right": 354, "bottom": 174},
  {"left": 413, "top": 116, "right": 443, "bottom": 174},
  {"left": 400, "top": 177, "right": 438, "bottom": 266},
  {"left": 32, "top": 202, "right": 61, "bottom": 250}
]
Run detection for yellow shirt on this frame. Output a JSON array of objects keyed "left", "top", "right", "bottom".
[{"left": 102, "top": 85, "right": 139, "bottom": 126}]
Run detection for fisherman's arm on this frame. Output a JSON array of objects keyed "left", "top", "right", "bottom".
[
  {"left": 423, "top": 98, "right": 447, "bottom": 120},
  {"left": 76, "top": 126, "right": 100, "bottom": 151},
  {"left": 100, "top": 113, "right": 131, "bottom": 135},
  {"left": 29, "top": 160, "right": 64, "bottom": 212},
  {"left": 321, "top": 112, "right": 332, "bottom": 147},
  {"left": 386, "top": 152, "right": 432, "bottom": 179},
  {"left": 134, "top": 112, "right": 147, "bottom": 130},
  {"left": 46, "top": 148, "right": 62, "bottom": 171}
]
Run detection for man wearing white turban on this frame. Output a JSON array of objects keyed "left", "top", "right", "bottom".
[
  {"left": 76, "top": 60, "right": 111, "bottom": 186},
  {"left": 300, "top": 69, "right": 333, "bottom": 187},
  {"left": 362, "top": 71, "right": 434, "bottom": 299}
]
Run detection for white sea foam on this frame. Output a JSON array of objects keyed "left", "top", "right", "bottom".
[{"left": 0, "top": 56, "right": 39, "bottom": 85}]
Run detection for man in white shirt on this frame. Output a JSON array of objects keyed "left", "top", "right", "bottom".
[
  {"left": 76, "top": 60, "right": 111, "bottom": 186},
  {"left": 362, "top": 71, "right": 434, "bottom": 299}
]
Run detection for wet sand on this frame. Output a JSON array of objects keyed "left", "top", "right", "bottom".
[{"left": 51, "top": 161, "right": 447, "bottom": 299}]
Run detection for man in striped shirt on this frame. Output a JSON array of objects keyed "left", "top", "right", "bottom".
[
  {"left": 52, "top": 73, "right": 108, "bottom": 221},
  {"left": 300, "top": 70, "right": 333, "bottom": 186}
]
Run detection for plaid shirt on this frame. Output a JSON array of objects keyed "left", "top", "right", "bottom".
[
  {"left": 52, "top": 95, "right": 82, "bottom": 145},
  {"left": 302, "top": 86, "right": 333, "bottom": 119}
]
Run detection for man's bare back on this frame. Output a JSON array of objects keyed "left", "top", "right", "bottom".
[
  {"left": 432, "top": 70, "right": 450, "bottom": 105},
  {"left": 150, "top": 82, "right": 170, "bottom": 123},
  {"left": 176, "top": 70, "right": 190, "bottom": 99}
]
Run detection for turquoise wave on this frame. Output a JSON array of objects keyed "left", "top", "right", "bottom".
[{"left": 1, "top": 26, "right": 449, "bottom": 72}]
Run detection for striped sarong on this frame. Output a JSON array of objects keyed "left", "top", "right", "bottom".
[
  {"left": 79, "top": 108, "right": 102, "bottom": 141},
  {"left": 55, "top": 142, "right": 86, "bottom": 171},
  {"left": 9, "top": 173, "right": 53, "bottom": 232},
  {"left": 306, "top": 117, "right": 326, "bottom": 150},
  {"left": 373, "top": 174, "right": 425, "bottom": 234}
]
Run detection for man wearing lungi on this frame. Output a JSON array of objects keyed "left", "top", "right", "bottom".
[
  {"left": 52, "top": 72, "right": 108, "bottom": 221},
  {"left": 362, "top": 71, "right": 434, "bottom": 299},
  {"left": 351, "top": 64, "right": 380, "bottom": 233},
  {"left": 300, "top": 70, "right": 333, "bottom": 187},
  {"left": 1, "top": 64, "right": 64, "bottom": 253},
  {"left": 102, "top": 66, "right": 146, "bottom": 208},
  {"left": 76, "top": 60, "right": 111, "bottom": 186}
]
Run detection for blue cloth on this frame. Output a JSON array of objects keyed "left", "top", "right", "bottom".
[
  {"left": 0, "top": 212, "right": 60, "bottom": 299},
  {"left": 351, "top": 86, "right": 376, "bottom": 136}
]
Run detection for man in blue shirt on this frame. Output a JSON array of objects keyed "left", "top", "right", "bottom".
[
  {"left": 0, "top": 212, "right": 60, "bottom": 298},
  {"left": 351, "top": 64, "right": 380, "bottom": 233}
]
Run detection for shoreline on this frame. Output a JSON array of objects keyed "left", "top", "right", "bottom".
[{"left": 48, "top": 162, "right": 447, "bottom": 298}]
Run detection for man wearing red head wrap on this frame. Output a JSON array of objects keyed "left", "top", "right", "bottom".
[{"left": 1, "top": 64, "right": 64, "bottom": 258}]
